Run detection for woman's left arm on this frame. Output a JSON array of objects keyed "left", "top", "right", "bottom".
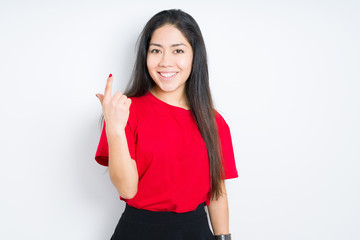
[{"left": 208, "top": 179, "right": 230, "bottom": 235}]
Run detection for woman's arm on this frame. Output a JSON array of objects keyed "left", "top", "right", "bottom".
[
  {"left": 96, "top": 75, "right": 138, "bottom": 199},
  {"left": 208, "top": 180, "right": 230, "bottom": 235},
  {"left": 107, "top": 130, "right": 138, "bottom": 199}
]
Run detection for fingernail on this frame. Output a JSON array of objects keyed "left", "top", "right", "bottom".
[
  {"left": 109, "top": 73, "right": 112, "bottom": 78},
  {"left": 95, "top": 94, "right": 98, "bottom": 98}
]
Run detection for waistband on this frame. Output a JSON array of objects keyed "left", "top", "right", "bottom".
[{"left": 121, "top": 202, "right": 207, "bottom": 225}]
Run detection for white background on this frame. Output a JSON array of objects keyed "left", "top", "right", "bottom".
[{"left": 0, "top": 0, "right": 359, "bottom": 239}]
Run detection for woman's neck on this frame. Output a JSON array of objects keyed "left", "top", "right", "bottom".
[{"left": 150, "top": 87, "right": 190, "bottom": 110}]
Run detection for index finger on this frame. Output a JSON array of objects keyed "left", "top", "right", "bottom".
[{"left": 103, "top": 73, "right": 113, "bottom": 100}]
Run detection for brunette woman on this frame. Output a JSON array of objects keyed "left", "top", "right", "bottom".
[{"left": 95, "top": 9, "right": 238, "bottom": 240}]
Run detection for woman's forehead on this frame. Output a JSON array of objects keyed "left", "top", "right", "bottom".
[{"left": 150, "top": 25, "right": 190, "bottom": 46}]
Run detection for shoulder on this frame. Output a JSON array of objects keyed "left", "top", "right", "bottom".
[
  {"left": 128, "top": 92, "right": 151, "bottom": 110},
  {"left": 126, "top": 94, "right": 148, "bottom": 127},
  {"left": 214, "top": 110, "right": 229, "bottom": 129},
  {"left": 213, "top": 109, "right": 233, "bottom": 139},
  {"left": 127, "top": 92, "right": 154, "bottom": 124}
]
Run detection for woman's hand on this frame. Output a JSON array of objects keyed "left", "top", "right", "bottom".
[{"left": 96, "top": 74, "right": 131, "bottom": 135}]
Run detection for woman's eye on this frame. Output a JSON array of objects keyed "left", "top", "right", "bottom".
[{"left": 150, "top": 49, "right": 184, "bottom": 54}]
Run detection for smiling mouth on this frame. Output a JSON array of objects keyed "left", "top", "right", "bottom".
[{"left": 158, "top": 72, "right": 178, "bottom": 78}]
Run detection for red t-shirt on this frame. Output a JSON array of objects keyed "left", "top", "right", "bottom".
[{"left": 95, "top": 92, "right": 238, "bottom": 213}]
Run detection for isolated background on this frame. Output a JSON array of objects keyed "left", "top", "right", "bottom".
[{"left": 0, "top": 0, "right": 359, "bottom": 239}]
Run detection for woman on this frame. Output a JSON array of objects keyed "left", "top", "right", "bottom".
[{"left": 95, "top": 9, "right": 238, "bottom": 240}]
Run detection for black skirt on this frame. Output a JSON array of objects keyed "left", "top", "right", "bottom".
[{"left": 110, "top": 202, "right": 215, "bottom": 240}]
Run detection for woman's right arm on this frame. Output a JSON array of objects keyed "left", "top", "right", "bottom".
[
  {"left": 96, "top": 74, "right": 138, "bottom": 199},
  {"left": 107, "top": 130, "right": 138, "bottom": 199}
]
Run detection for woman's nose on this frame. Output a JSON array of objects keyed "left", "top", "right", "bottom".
[{"left": 159, "top": 51, "right": 174, "bottom": 67}]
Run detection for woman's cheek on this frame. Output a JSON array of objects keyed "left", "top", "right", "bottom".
[{"left": 178, "top": 57, "right": 190, "bottom": 69}]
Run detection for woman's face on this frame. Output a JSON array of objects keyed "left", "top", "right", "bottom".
[{"left": 147, "top": 24, "right": 193, "bottom": 98}]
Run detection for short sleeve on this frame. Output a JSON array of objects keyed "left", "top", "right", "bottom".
[
  {"left": 94, "top": 101, "right": 137, "bottom": 166},
  {"left": 215, "top": 111, "right": 239, "bottom": 179},
  {"left": 95, "top": 122, "right": 109, "bottom": 166}
]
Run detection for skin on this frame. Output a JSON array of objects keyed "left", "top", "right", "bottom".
[
  {"left": 96, "top": 76, "right": 138, "bottom": 199},
  {"left": 96, "top": 24, "right": 230, "bottom": 235},
  {"left": 147, "top": 24, "right": 193, "bottom": 109},
  {"left": 208, "top": 180, "right": 230, "bottom": 235}
]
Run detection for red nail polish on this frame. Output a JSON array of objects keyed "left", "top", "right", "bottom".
[{"left": 109, "top": 73, "right": 112, "bottom": 78}]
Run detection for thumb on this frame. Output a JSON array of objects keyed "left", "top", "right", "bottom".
[{"left": 95, "top": 93, "right": 104, "bottom": 104}]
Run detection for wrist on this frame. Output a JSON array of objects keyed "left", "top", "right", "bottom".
[
  {"left": 214, "top": 233, "right": 231, "bottom": 240},
  {"left": 106, "top": 130, "right": 127, "bottom": 146},
  {"left": 106, "top": 126, "right": 126, "bottom": 138}
]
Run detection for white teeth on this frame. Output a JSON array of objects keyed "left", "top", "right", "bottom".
[{"left": 160, "top": 72, "right": 176, "bottom": 77}]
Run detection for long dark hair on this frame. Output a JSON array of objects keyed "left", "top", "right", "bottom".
[{"left": 100, "top": 9, "right": 225, "bottom": 200}]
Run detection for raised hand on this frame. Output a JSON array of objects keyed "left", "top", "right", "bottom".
[{"left": 96, "top": 74, "right": 131, "bottom": 135}]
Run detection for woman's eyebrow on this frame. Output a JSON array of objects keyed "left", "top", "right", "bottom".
[{"left": 149, "top": 43, "right": 188, "bottom": 48}]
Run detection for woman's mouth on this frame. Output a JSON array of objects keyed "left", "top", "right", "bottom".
[{"left": 158, "top": 72, "right": 178, "bottom": 80}]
